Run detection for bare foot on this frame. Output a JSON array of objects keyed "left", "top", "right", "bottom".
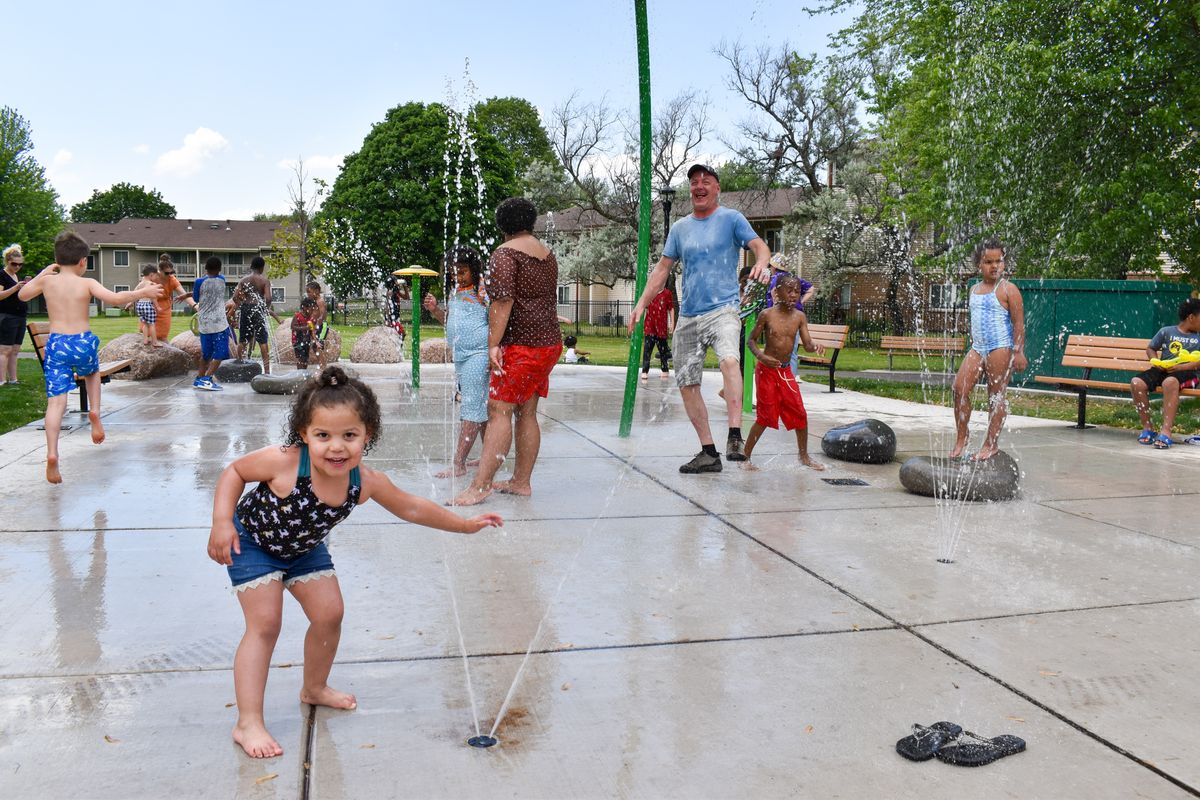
[
  {"left": 46, "top": 456, "right": 62, "bottom": 484},
  {"left": 88, "top": 411, "right": 105, "bottom": 444},
  {"left": 800, "top": 456, "right": 826, "bottom": 471},
  {"left": 301, "top": 684, "right": 357, "bottom": 710},
  {"left": 434, "top": 465, "right": 467, "bottom": 478},
  {"left": 972, "top": 445, "right": 999, "bottom": 461},
  {"left": 948, "top": 440, "right": 968, "bottom": 459},
  {"left": 493, "top": 480, "right": 532, "bottom": 496},
  {"left": 152, "top": 341, "right": 163, "bottom": 348},
  {"left": 449, "top": 486, "right": 493, "bottom": 506},
  {"left": 232, "top": 720, "right": 284, "bottom": 759},
  {"left": 739, "top": 461, "right": 760, "bottom": 472}
]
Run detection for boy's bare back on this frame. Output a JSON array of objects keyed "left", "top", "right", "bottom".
[{"left": 23, "top": 263, "right": 163, "bottom": 334}]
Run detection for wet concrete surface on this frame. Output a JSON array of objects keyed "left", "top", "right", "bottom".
[{"left": 1, "top": 364, "right": 1198, "bottom": 798}]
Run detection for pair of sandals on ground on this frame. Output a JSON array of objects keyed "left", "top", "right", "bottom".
[{"left": 896, "top": 721, "right": 1026, "bottom": 767}]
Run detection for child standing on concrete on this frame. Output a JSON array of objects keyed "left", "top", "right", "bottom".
[
  {"left": 291, "top": 297, "right": 318, "bottom": 369},
  {"left": 192, "top": 256, "right": 231, "bottom": 391},
  {"left": 304, "top": 281, "right": 329, "bottom": 369},
  {"left": 206, "top": 366, "right": 501, "bottom": 759},
  {"left": 950, "top": 238, "right": 1027, "bottom": 460},
  {"left": 742, "top": 275, "right": 826, "bottom": 471},
  {"left": 18, "top": 231, "right": 162, "bottom": 483}
]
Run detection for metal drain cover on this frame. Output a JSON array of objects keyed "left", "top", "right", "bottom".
[{"left": 822, "top": 478, "right": 869, "bottom": 486}]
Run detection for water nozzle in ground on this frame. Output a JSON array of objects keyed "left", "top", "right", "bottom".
[
  {"left": 937, "top": 558, "right": 954, "bottom": 564},
  {"left": 467, "top": 735, "right": 498, "bottom": 748}
]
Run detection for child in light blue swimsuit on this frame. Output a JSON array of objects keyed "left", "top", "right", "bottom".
[
  {"left": 423, "top": 247, "right": 490, "bottom": 477},
  {"left": 950, "top": 238, "right": 1027, "bottom": 460}
]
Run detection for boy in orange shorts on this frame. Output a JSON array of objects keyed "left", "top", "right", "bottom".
[{"left": 743, "top": 276, "right": 826, "bottom": 471}]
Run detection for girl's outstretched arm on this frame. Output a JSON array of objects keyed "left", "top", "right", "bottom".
[
  {"left": 362, "top": 467, "right": 502, "bottom": 533},
  {"left": 206, "top": 446, "right": 296, "bottom": 565}
]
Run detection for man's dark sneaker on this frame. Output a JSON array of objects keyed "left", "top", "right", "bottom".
[
  {"left": 680, "top": 450, "right": 722, "bottom": 474},
  {"left": 726, "top": 435, "right": 747, "bottom": 462}
]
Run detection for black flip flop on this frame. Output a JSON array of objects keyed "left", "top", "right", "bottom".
[
  {"left": 895, "top": 721, "right": 963, "bottom": 761},
  {"left": 935, "top": 730, "right": 1026, "bottom": 767}
]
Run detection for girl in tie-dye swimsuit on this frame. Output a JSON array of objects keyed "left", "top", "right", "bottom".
[
  {"left": 950, "top": 238, "right": 1028, "bottom": 461},
  {"left": 206, "top": 366, "right": 502, "bottom": 759}
]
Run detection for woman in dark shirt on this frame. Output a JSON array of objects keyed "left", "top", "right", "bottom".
[
  {"left": 451, "top": 197, "right": 562, "bottom": 506},
  {"left": 0, "top": 244, "right": 30, "bottom": 384}
]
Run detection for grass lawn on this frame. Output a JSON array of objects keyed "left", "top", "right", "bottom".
[{"left": 6, "top": 320, "right": 1190, "bottom": 439}]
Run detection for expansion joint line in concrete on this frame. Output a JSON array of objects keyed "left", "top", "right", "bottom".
[
  {"left": 1034, "top": 500, "right": 1200, "bottom": 551},
  {"left": 300, "top": 704, "right": 316, "bottom": 800},
  {"left": 543, "top": 411, "right": 1200, "bottom": 798},
  {"left": 913, "top": 595, "right": 1200, "bottom": 629}
]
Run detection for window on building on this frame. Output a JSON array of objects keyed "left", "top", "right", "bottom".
[
  {"left": 114, "top": 250, "right": 129, "bottom": 267},
  {"left": 271, "top": 288, "right": 285, "bottom": 303},
  {"left": 86, "top": 255, "right": 95, "bottom": 271},
  {"left": 929, "top": 283, "right": 966, "bottom": 310},
  {"left": 114, "top": 285, "right": 129, "bottom": 293},
  {"left": 839, "top": 284, "right": 852, "bottom": 309},
  {"left": 557, "top": 286, "right": 570, "bottom": 304},
  {"left": 226, "top": 252, "right": 244, "bottom": 266},
  {"left": 764, "top": 229, "right": 783, "bottom": 253}
]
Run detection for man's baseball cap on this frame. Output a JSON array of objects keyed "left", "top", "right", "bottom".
[{"left": 687, "top": 163, "right": 720, "bottom": 182}]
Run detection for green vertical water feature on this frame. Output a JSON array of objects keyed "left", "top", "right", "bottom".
[{"left": 618, "top": 0, "right": 652, "bottom": 438}]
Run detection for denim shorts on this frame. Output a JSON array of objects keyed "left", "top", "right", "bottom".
[{"left": 227, "top": 516, "right": 336, "bottom": 592}]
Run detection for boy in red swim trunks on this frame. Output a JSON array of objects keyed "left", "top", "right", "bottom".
[{"left": 743, "top": 276, "right": 825, "bottom": 471}]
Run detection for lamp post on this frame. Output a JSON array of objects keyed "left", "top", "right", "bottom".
[
  {"left": 393, "top": 265, "right": 439, "bottom": 389},
  {"left": 657, "top": 185, "right": 676, "bottom": 241}
]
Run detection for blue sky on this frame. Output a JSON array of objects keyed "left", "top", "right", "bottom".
[{"left": 7, "top": 0, "right": 853, "bottom": 220}]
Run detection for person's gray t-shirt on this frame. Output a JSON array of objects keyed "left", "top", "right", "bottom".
[
  {"left": 1149, "top": 325, "right": 1200, "bottom": 360},
  {"left": 192, "top": 275, "right": 228, "bottom": 335}
]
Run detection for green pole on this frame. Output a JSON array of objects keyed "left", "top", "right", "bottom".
[
  {"left": 619, "top": 0, "right": 652, "bottom": 438},
  {"left": 411, "top": 277, "right": 421, "bottom": 389},
  {"left": 742, "top": 312, "right": 756, "bottom": 413}
]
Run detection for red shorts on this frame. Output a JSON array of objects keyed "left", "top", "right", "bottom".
[
  {"left": 489, "top": 344, "right": 562, "bottom": 405},
  {"left": 755, "top": 363, "right": 808, "bottom": 431}
]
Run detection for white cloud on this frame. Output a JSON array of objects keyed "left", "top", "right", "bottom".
[
  {"left": 155, "top": 128, "right": 230, "bottom": 177},
  {"left": 51, "top": 149, "right": 73, "bottom": 168},
  {"left": 277, "top": 154, "right": 343, "bottom": 173},
  {"left": 132, "top": 143, "right": 150, "bottom": 154}
]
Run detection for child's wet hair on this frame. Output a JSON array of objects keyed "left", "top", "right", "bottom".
[
  {"left": 776, "top": 274, "right": 801, "bottom": 292},
  {"left": 1179, "top": 298, "right": 1200, "bottom": 321},
  {"left": 972, "top": 237, "right": 1006, "bottom": 268},
  {"left": 142, "top": 264, "right": 160, "bottom": 277},
  {"left": 300, "top": 296, "right": 317, "bottom": 310},
  {"left": 284, "top": 366, "right": 382, "bottom": 453}
]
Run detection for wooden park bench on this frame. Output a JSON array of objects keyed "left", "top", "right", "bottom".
[
  {"left": 26, "top": 322, "right": 133, "bottom": 413},
  {"left": 879, "top": 335, "right": 966, "bottom": 371},
  {"left": 797, "top": 323, "right": 850, "bottom": 392},
  {"left": 1032, "top": 334, "right": 1200, "bottom": 428}
]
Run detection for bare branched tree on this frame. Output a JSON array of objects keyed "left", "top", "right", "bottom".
[{"left": 716, "top": 42, "right": 862, "bottom": 192}]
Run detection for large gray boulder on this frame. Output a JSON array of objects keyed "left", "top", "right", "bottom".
[
  {"left": 899, "top": 451, "right": 1020, "bottom": 502},
  {"left": 99, "top": 334, "right": 191, "bottom": 380},
  {"left": 351, "top": 326, "right": 405, "bottom": 363},
  {"left": 272, "top": 319, "right": 342, "bottom": 365},
  {"left": 215, "top": 358, "right": 263, "bottom": 383},
  {"left": 169, "top": 331, "right": 202, "bottom": 368},
  {"left": 821, "top": 418, "right": 896, "bottom": 464},
  {"left": 419, "top": 337, "right": 452, "bottom": 364},
  {"left": 251, "top": 370, "right": 311, "bottom": 395}
]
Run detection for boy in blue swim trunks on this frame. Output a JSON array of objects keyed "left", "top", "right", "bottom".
[{"left": 19, "top": 231, "right": 162, "bottom": 483}]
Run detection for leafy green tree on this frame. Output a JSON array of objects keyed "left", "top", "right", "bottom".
[
  {"left": 0, "top": 107, "right": 64, "bottom": 270},
  {"left": 70, "top": 182, "right": 175, "bottom": 223},
  {"left": 473, "top": 97, "right": 558, "bottom": 186},
  {"left": 316, "top": 102, "right": 518, "bottom": 293},
  {"left": 825, "top": 0, "right": 1200, "bottom": 278}
]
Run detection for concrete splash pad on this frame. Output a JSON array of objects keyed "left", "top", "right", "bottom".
[{"left": 0, "top": 366, "right": 1197, "bottom": 798}]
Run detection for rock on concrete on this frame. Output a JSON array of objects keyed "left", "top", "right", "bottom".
[
  {"left": 272, "top": 320, "right": 343, "bottom": 365},
  {"left": 351, "top": 326, "right": 405, "bottom": 363},
  {"left": 420, "top": 337, "right": 452, "bottom": 363},
  {"left": 820, "top": 418, "right": 897, "bottom": 464},
  {"left": 214, "top": 358, "right": 263, "bottom": 383},
  {"left": 99, "top": 334, "right": 191, "bottom": 379},
  {"left": 250, "top": 370, "right": 311, "bottom": 395},
  {"left": 899, "top": 450, "right": 1020, "bottom": 502},
  {"left": 168, "top": 331, "right": 202, "bottom": 368}
]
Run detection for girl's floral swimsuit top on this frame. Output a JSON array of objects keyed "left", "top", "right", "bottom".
[{"left": 235, "top": 444, "right": 361, "bottom": 558}]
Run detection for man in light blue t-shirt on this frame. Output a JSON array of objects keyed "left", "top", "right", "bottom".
[{"left": 629, "top": 163, "right": 771, "bottom": 473}]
